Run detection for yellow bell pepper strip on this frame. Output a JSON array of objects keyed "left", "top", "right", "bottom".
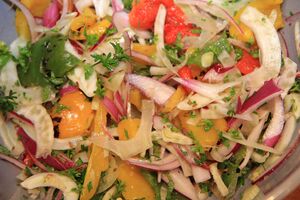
[
  {"left": 70, "top": 7, "right": 97, "bottom": 31},
  {"left": 80, "top": 97, "right": 109, "bottom": 200},
  {"left": 161, "top": 86, "right": 186, "bottom": 113},
  {"left": 52, "top": 91, "right": 94, "bottom": 139},
  {"left": 229, "top": 0, "right": 284, "bottom": 43},
  {"left": 15, "top": 9, "right": 31, "bottom": 41},
  {"left": 129, "top": 88, "right": 143, "bottom": 110},
  {"left": 117, "top": 118, "right": 141, "bottom": 140},
  {"left": 131, "top": 43, "right": 157, "bottom": 64},
  {"left": 178, "top": 111, "right": 228, "bottom": 148},
  {"left": 21, "top": 0, "right": 51, "bottom": 17},
  {"left": 117, "top": 162, "right": 155, "bottom": 200}
]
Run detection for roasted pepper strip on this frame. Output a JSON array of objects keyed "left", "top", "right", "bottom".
[{"left": 80, "top": 97, "right": 109, "bottom": 200}]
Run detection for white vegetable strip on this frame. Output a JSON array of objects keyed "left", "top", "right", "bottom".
[
  {"left": 67, "top": 66, "right": 97, "bottom": 97},
  {"left": 52, "top": 137, "right": 83, "bottom": 150},
  {"left": 239, "top": 115, "right": 268, "bottom": 169},
  {"left": 154, "top": 5, "right": 176, "bottom": 73},
  {"left": 93, "top": 0, "right": 110, "bottom": 18},
  {"left": 126, "top": 74, "right": 175, "bottom": 105},
  {"left": 90, "top": 100, "right": 154, "bottom": 159},
  {"left": 160, "top": 128, "right": 193, "bottom": 145},
  {"left": 191, "top": 165, "right": 211, "bottom": 183},
  {"left": 278, "top": 57, "right": 297, "bottom": 98},
  {"left": 162, "top": 169, "right": 198, "bottom": 199},
  {"left": 217, "top": 50, "right": 236, "bottom": 68},
  {"left": 210, "top": 163, "right": 229, "bottom": 197},
  {"left": 20, "top": 173, "right": 78, "bottom": 200},
  {"left": 173, "top": 77, "right": 241, "bottom": 99},
  {"left": 75, "top": 0, "right": 93, "bottom": 13},
  {"left": 210, "top": 141, "right": 238, "bottom": 162},
  {"left": 251, "top": 152, "right": 269, "bottom": 163},
  {"left": 0, "top": 114, "right": 24, "bottom": 156},
  {"left": 262, "top": 97, "right": 285, "bottom": 147},
  {"left": 177, "top": 94, "right": 214, "bottom": 111},
  {"left": 284, "top": 93, "right": 300, "bottom": 120},
  {"left": 16, "top": 105, "right": 54, "bottom": 158},
  {"left": 240, "top": 7, "right": 281, "bottom": 92}
]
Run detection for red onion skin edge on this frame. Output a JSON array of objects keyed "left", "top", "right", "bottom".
[
  {"left": 253, "top": 131, "right": 300, "bottom": 184},
  {"left": 102, "top": 96, "right": 121, "bottom": 123},
  {"left": 263, "top": 135, "right": 281, "bottom": 147},
  {"left": 59, "top": 85, "right": 78, "bottom": 96},
  {"left": 238, "top": 79, "right": 282, "bottom": 114},
  {"left": 285, "top": 11, "right": 300, "bottom": 25},
  {"left": 127, "top": 160, "right": 181, "bottom": 171},
  {"left": 7, "top": 111, "right": 34, "bottom": 126},
  {"left": 16, "top": 127, "right": 75, "bottom": 171},
  {"left": 0, "top": 153, "right": 26, "bottom": 170}
]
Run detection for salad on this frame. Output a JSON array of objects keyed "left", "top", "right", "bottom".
[{"left": 0, "top": 0, "right": 300, "bottom": 199}]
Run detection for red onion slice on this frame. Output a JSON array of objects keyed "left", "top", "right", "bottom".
[
  {"left": 237, "top": 79, "right": 282, "bottom": 115},
  {"left": 102, "top": 96, "right": 121, "bottom": 123},
  {"left": 59, "top": 85, "right": 78, "bottom": 97},
  {"left": 112, "top": 0, "right": 124, "bottom": 12},
  {"left": 126, "top": 74, "right": 175, "bottom": 105},
  {"left": 0, "top": 153, "right": 26, "bottom": 169},
  {"left": 112, "top": 11, "right": 129, "bottom": 32},
  {"left": 127, "top": 159, "right": 180, "bottom": 171},
  {"left": 262, "top": 97, "right": 285, "bottom": 147},
  {"left": 42, "top": 0, "right": 60, "bottom": 28},
  {"left": 162, "top": 169, "right": 198, "bottom": 200}
]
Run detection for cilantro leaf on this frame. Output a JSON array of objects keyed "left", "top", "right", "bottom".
[
  {"left": 84, "top": 27, "right": 99, "bottom": 47},
  {"left": 111, "top": 180, "right": 125, "bottom": 200},
  {"left": 84, "top": 64, "right": 94, "bottom": 80},
  {"left": 95, "top": 79, "right": 106, "bottom": 98},
  {"left": 290, "top": 79, "right": 300, "bottom": 93},
  {"left": 0, "top": 41, "right": 12, "bottom": 70}
]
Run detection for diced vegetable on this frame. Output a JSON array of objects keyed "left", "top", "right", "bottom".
[
  {"left": 236, "top": 50, "right": 260, "bottom": 75},
  {"left": 161, "top": 86, "right": 186, "bottom": 112},
  {"left": 117, "top": 118, "right": 140, "bottom": 140},
  {"left": 210, "top": 163, "right": 229, "bottom": 197}
]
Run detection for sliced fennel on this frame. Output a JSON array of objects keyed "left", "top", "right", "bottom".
[
  {"left": 16, "top": 105, "right": 54, "bottom": 158},
  {"left": 210, "top": 163, "right": 229, "bottom": 197},
  {"left": 278, "top": 57, "right": 297, "bottom": 98},
  {"left": 20, "top": 173, "right": 79, "bottom": 200},
  {"left": 240, "top": 6, "right": 281, "bottom": 92}
]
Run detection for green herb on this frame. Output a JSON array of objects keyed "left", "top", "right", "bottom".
[
  {"left": 289, "top": 11, "right": 294, "bottom": 16},
  {"left": 42, "top": 86, "right": 52, "bottom": 102},
  {"left": 95, "top": 79, "right": 106, "bottom": 98},
  {"left": 0, "top": 144, "right": 11, "bottom": 156},
  {"left": 80, "top": 144, "right": 89, "bottom": 152},
  {"left": 123, "top": 0, "right": 134, "bottom": 10},
  {"left": 227, "top": 108, "right": 235, "bottom": 117},
  {"left": 290, "top": 79, "right": 300, "bottom": 93},
  {"left": 166, "top": 175, "right": 175, "bottom": 200},
  {"left": 150, "top": 34, "right": 159, "bottom": 44},
  {"left": 191, "top": 29, "right": 202, "bottom": 34},
  {"left": 124, "top": 129, "right": 129, "bottom": 139},
  {"left": 189, "top": 111, "right": 196, "bottom": 118},
  {"left": 111, "top": 180, "right": 125, "bottom": 200},
  {"left": 105, "top": 27, "right": 118, "bottom": 36},
  {"left": 16, "top": 44, "right": 31, "bottom": 73},
  {"left": 64, "top": 149, "right": 76, "bottom": 159},
  {"left": 54, "top": 103, "right": 70, "bottom": 114},
  {"left": 199, "top": 182, "right": 210, "bottom": 194},
  {"left": 0, "top": 41, "right": 12, "bottom": 70},
  {"left": 228, "top": 129, "right": 240, "bottom": 139},
  {"left": 249, "top": 49, "right": 259, "bottom": 58},
  {"left": 194, "top": 154, "right": 207, "bottom": 165},
  {"left": 202, "top": 119, "right": 214, "bottom": 132},
  {"left": 61, "top": 167, "right": 86, "bottom": 193},
  {"left": 84, "top": 64, "right": 94, "bottom": 80},
  {"left": 141, "top": 170, "right": 161, "bottom": 200},
  {"left": 0, "top": 88, "right": 18, "bottom": 114},
  {"left": 218, "top": 132, "right": 230, "bottom": 148},
  {"left": 223, "top": 88, "right": 236, "bottom": 102},
  {"left": 223, "top": 74, "right": 230, "bottom": 83},
  {"left": 188, "top": 131, "right": 205, "bottom": 156},
  {"left": 161, "top": 113, "right": 170, "bottom": 123},
  {"left": 164, "top": 34, "right": 185, "bottom": 65},
  {"left": 87, "top": 181, "right": 93, "bottom": 192},
  {"left": 134, "top": 67, "right": 151, "bottom": 76},
  {"left": 188, "top": 35, "right": 232, "bottom": 67},
  {"left": 75, "top": 157, "right": 83, "bottom": 166},
  {"left": 234, "top": 48, "right": 243, "bottom": 61},
  {"left": 92, "top": 42, "right": 129, "bottom": 71},
  {"left": 84, "top": 27, "right": 99, "bottom": 47},
  {"left": 187, "top": 100, "right": 197, "bottom": 107},
  {"left": 24, "top": 166, "right": 32, "bottom": 176}
]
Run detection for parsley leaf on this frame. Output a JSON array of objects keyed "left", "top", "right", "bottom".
[
  {"left": 95, "top": 79, "right": 105, "bottom": 98},
  {"left": 141, "top": 170, "right": 161, "bottom": 200},
  {"left": 290, "top": 79, "right": 300, "bottom": 93},
  {"left": 202, "top": 119, "right": 214, "bottom": 132},
  {"left": 92, "top": 42, "right": 129, "bottom": 71},
  {"left": 111, "top": 180, "right": 125, "bottom": 200},
  {"left": 54, "top": 103, "right": 70, "bottom": 114},
  {"left": 0, "top": 144, "right": 12, "bottom": 156},
  {"left": 84, "top": 27, "right": 99, "bottom": 47},
  {"left": 0, "top": 41, "right": 12, "bottom": 70},
  {"left": 84, "top": 64, "right": 94, "bottom": 80},
  {"left": 0, "top": 88, "right": 18, "bottom": 114},
  {"left": 87, "top": 181, "right": 93, "bottom": 192},
  {"left": 223, "top": 88, "right": 236, "bottom": 102},
  {"left": 105, "top": 27, "right": 117, "bottom": 36}
]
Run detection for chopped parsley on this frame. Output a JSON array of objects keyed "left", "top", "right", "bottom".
[
  {"left": 141, "top": 170, "right": 161, "bottom": 200},
  {"left": 111, "top": 180, "right": 125, "bottom": 200},
  {"left": 0, "top": 144, "right": 11, "bottom": 156},
  {"left": 249, "top": 49, "right": 259, "bottom": 58},
  {"left": 218, "top": 132, "right": 230, "bottom": 148},
  {"left": 95, "top": 79, "right": 105, "bottom": 98},
  {"left": 166, "top": 175, "right": 175, "bottom": 200},
  {"left": 92, "top": 42, "right": 129, "bottom": 71},
  {"left": 84, "top": 64, "right": 94, "bottom": 80},
  {"left": 87, "top": 181, "right": 93, "bottom": 192},
  {"left": 124, "top": 129, "right": 129, "bottom": 139},
  {"left": 0, "top": 41, "right": 12, "bottom": 70},
  {"left": 201, "top": 119, "right": 214, "bottom": 132},
  {"left": 54, "top": 103, "right": 70, "bottom": 114},
  {"left": 0, "top": 88, "right": 18, "bottom": 114},
  {"left": 105, "top": 27, "right": 117, "bottom": 36},
  {"left": 290, "top": 79, "right": 300, "bottom": 93},
  {"left": 84, "top": 27, "right": 99, "bottom": 47},
  {"left": 228, "top": 129, "right": 241, "bottom": 139},
  {"left": 234, "top": 47, "right": 243, "bottom": 61},
  {"left": 223, "top": 88, "right": 236, "bottom": 102},
  {"left": 227, "top": 107, "right": 235, "bottom": 117}
]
